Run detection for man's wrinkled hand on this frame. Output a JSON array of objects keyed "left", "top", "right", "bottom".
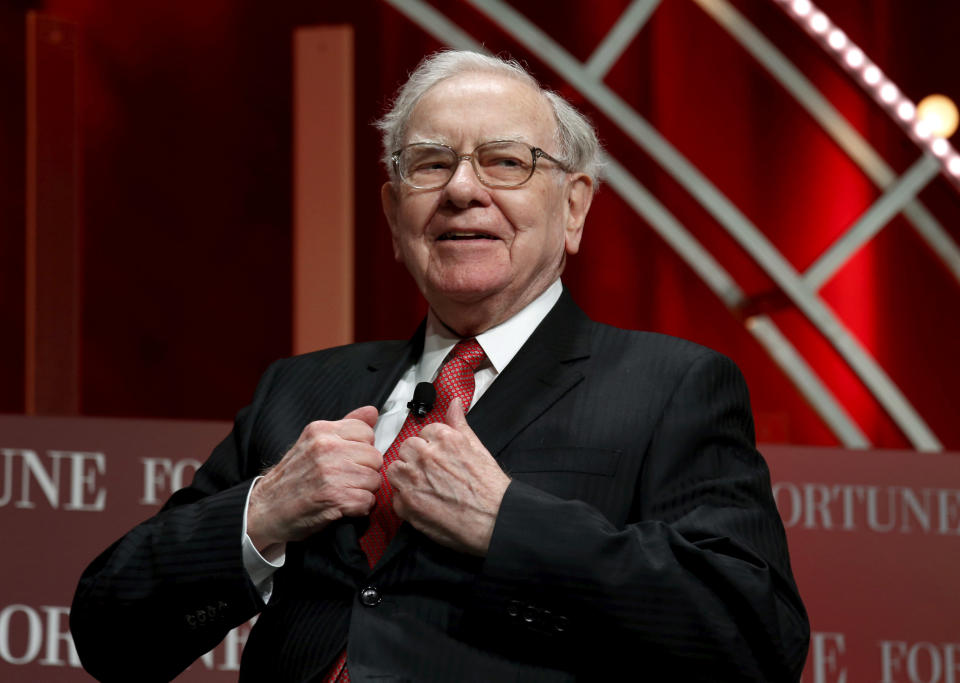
[
  {"left": 390, "top": 398, "right": 510, "bottom": 556},
  {"left": 247, "top": 406, "right": 382, "bottom": 551}
]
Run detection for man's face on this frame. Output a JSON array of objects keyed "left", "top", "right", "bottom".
[{"left": 381, "top": 72, "right": 593, "bottom": 334}]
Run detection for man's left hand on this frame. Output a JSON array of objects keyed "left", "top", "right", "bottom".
[{"left": 390, "top": 398, "right": 510, "bottom": 556}]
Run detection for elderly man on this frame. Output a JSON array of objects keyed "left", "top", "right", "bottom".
[{"left": 71, "top": 50, "right": 809, "bottom": 682}]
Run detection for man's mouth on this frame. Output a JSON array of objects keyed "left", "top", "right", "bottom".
[{"left": 437, "top": 232, "right": 498, "bottom": 241}]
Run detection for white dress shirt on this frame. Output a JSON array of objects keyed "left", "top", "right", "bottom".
[{"left": 241, "top": 279, "right": 563, "bottom": 600}]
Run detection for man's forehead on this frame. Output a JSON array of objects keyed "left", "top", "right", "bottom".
[
  {"left": 403, "top": 72, "right": 556, "bottom": 146},
  {"left": 405, "top": 131, "right": 539, "bottom": 146}
]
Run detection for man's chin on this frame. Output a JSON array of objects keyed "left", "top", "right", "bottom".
[
  {"left": 425, "top": 282, "right": 507, "bottom": 307},
  {"left": 422, "top": 269, "right": 510, "bottom": 300},
  {"left": 421, "top": 283, "right": 510, "bottom": 331}
]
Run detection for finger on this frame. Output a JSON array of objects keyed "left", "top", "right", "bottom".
[
  {"left": 343, "top": 443, "right": 384, "bottom": 471},
  {"left": 444, "top": 398, "right": 483, "bottom": 447},
  {"left": 444, "top": 397, "right": 469, "bottom": 429},
  {"left": 391, "top": 489, "right": 408, "bottom": 521},
  {"left": 388, "top": 461, "right": 414, "bottom": 499},
  {"left": 388, "top": 459, "right": 408, "bottom": 484},
  {"left": 299, "top": 420, "right": 369, "bottom": 449},
  {"left": 335, "top": 406, "right": 379, "bottom": 444},
  {"left": 342, "top": 405, "right": 380, "bottom": 429},
  {"left": 340, "top": 489, "right": 377, "bottom": 517},
  {"left": 346, "top": 461, "right": 383, "bottom": 493},
  {"left": 394, "top": 436, "right": 425, "bottom": 463}
]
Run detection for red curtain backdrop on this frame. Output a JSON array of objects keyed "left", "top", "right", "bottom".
[{"left": 2, "top": 0, "right": 959, "bottom": 451}]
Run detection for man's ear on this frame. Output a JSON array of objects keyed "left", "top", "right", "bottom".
[
  {"left": 563, "top": 173, "right": 593, "bottom": 255},
  {"left": 381, "top": 181, "right": 403, "bottom": 262}
]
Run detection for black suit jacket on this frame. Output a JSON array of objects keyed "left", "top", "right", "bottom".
[{"left": 71, "top": 291, "right": 809, "bottom": 682}]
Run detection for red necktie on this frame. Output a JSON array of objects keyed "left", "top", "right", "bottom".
[{"left": 324, "top": 338, "right": 486, "bottom": 683}]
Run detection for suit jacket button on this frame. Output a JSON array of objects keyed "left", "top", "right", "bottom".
[{"left": 359, "top": 586, "right": 382, "bottom": 607}]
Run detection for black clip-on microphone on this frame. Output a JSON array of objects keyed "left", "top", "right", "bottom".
[{"left": 407, "top": 382, "right": 437, "bottom": 418}]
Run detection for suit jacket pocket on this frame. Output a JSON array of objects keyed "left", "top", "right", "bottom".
[
  {"left": 499, "top": 447, "right": 624, "bottom": 517},
  {"left": 500, "top": 446, "right": 621, "bottom": 476}
]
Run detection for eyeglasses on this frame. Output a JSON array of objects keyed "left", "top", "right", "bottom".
[{"left": 391, "top": 140, "right": 566, "bottom": 190}]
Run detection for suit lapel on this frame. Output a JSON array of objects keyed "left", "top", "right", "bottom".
[
  {"left": 330, "top": 326, "right": 425, "bottom": 575},
  {"left": 335, "top": 323, "right": 425, "bottom": 417},
  {"left": 468, "top": 291, "right": 592, "bottom": 459},
  {"left": 372, "top": 290, "right": 593, "bottom": 574}
]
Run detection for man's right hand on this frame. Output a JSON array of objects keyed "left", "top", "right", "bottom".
[{"left": 246, "top": 406, "right": 381, "bottom": 552}]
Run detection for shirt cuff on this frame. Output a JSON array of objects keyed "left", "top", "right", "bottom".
[{"left": 242, "top": 476, "right": 286, "bottom": 603}]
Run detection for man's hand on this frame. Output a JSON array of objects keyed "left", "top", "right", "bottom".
[
  {"left": 247, "top": 406, "right": 381, "bottom": 552},
  {"left": 390, "top": 398, "right": 510, "bottom": 556}
]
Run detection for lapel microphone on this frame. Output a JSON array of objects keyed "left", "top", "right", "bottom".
[{"left": 407, "top": 382, "right": 437, "bottom": 418}]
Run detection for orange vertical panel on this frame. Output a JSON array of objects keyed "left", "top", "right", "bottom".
[
  {"left": 292, "top": 26, "right": 354, "bottom": 354},
  {"left": 25, "top": 12, "right": 81, "bottom": 415}
]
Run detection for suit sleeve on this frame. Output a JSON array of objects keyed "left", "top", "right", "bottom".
[
  {"left": 477, "top": 351, "right": 810, "bottom": 681},
  {"left": 69, "top": 362, "right": 283, "bottom": 683}
]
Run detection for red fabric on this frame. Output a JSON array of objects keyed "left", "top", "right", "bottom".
[
  {"left": 325, "top": 338, "right": 485, "bottom": 683},
  {"left": 324, "top": 649, "right": 348, "bottom": 683}
]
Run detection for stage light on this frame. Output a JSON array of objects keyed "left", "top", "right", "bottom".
[
  {"left": 916, "top": 94, "right": 959, "bottom": 138},
  {"left": 774, "top": 0, "right": 960, "bottom": 190},
  {"left": 897, "top": 101, "right": 916, "bottom": 121},
  {"left": 844, "top": 48, "right": 864, "bottom": 68},
  {"left": 827, "top": 30, "right": 847, "bottom": 50},
  {"left": 863, "top": 65, "right": 881, "bottom": 86},
  {"left": 880, "top": 83, "right": 898, "bottom": 104},
  {"left": 810, "top": 13, "right": 828, "bottom": 33},
  {"left": 791, "top": 0, "right": 811, "bottom": 17}
]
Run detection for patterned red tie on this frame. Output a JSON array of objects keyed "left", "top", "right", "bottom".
[{"left": 324, "top": 338, "right": 486, "bottom": 683}]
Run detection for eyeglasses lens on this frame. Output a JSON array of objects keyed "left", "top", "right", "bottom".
[{"left": 398, "top": 142, "right": 535, "bottom": 189}]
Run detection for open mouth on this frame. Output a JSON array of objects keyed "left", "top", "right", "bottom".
[{"left": 437, "top": 232, "right": 498, "bottom": 241}]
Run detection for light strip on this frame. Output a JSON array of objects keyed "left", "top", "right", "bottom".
[
  {"left": 695, "top": 0, "right": 960, "bottom": 288},
  {"left": 584, "top": 0, "right": 662, "bottom": 80},
  {"left": 603, "top": 160, "right": 871, "bottom": 448},
  {"left": 746, "top": 315, "right": 870, "bottom": 448},
  {"left": 601, "top": 157, "right": 742, "bottom": 308},
  {"left": 383, "top": 0, "right": 485, "bottom": 52},
  {"left": 804, "top": 155, "right": 942, "bottom": 291},
  {"left": 773, "top": 0, "right": 960, "bottom": 190}
]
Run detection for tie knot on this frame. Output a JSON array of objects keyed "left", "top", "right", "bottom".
[{"left": 451, "top": 338, "right": 485, "bottom": 371}]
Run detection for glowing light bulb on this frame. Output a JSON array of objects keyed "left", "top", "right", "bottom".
[
  {"left": 827, "top": 30, "right": 847, "bottom": 50},
  {"left": 810, "top": 13, "right": 829, "bottom": 33},
  {"left": 931, "top": 138, "right": 950, "bottom": 157},
  {"left": 916, "top": 94, "right": 959, "bottom": 138},
  {"left": 897, "top": 101, "right": 916, "bottom": 121},
  {"left": 791, "top": 0, "right": 811, "bottom": 17},
  {"left": 844, "top": 48, "right": 864, "bottom": 68},
  {"left": 863, "top": 65, "right": 881, "bottom": 85},
  {"left": 880, "top": 83, "right": 899, "bottom": 103},
  {"left": 948, "top": 156, "right": 960, "bottom": 176},
  {"left": 914, "top": 121, "right": 931, "bottom": 139}
]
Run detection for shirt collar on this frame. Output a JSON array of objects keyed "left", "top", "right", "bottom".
[{"left": 418, "top": 279, "right": 562, "bottom": 383}]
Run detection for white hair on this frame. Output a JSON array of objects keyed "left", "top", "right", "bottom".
[{"left": 375, "top": 50, "right": 603, "bottom": 187}]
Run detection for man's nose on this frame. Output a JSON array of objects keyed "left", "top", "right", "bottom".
[{"left": 442, "top": 157, "right": 490, "bottom": 207}]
